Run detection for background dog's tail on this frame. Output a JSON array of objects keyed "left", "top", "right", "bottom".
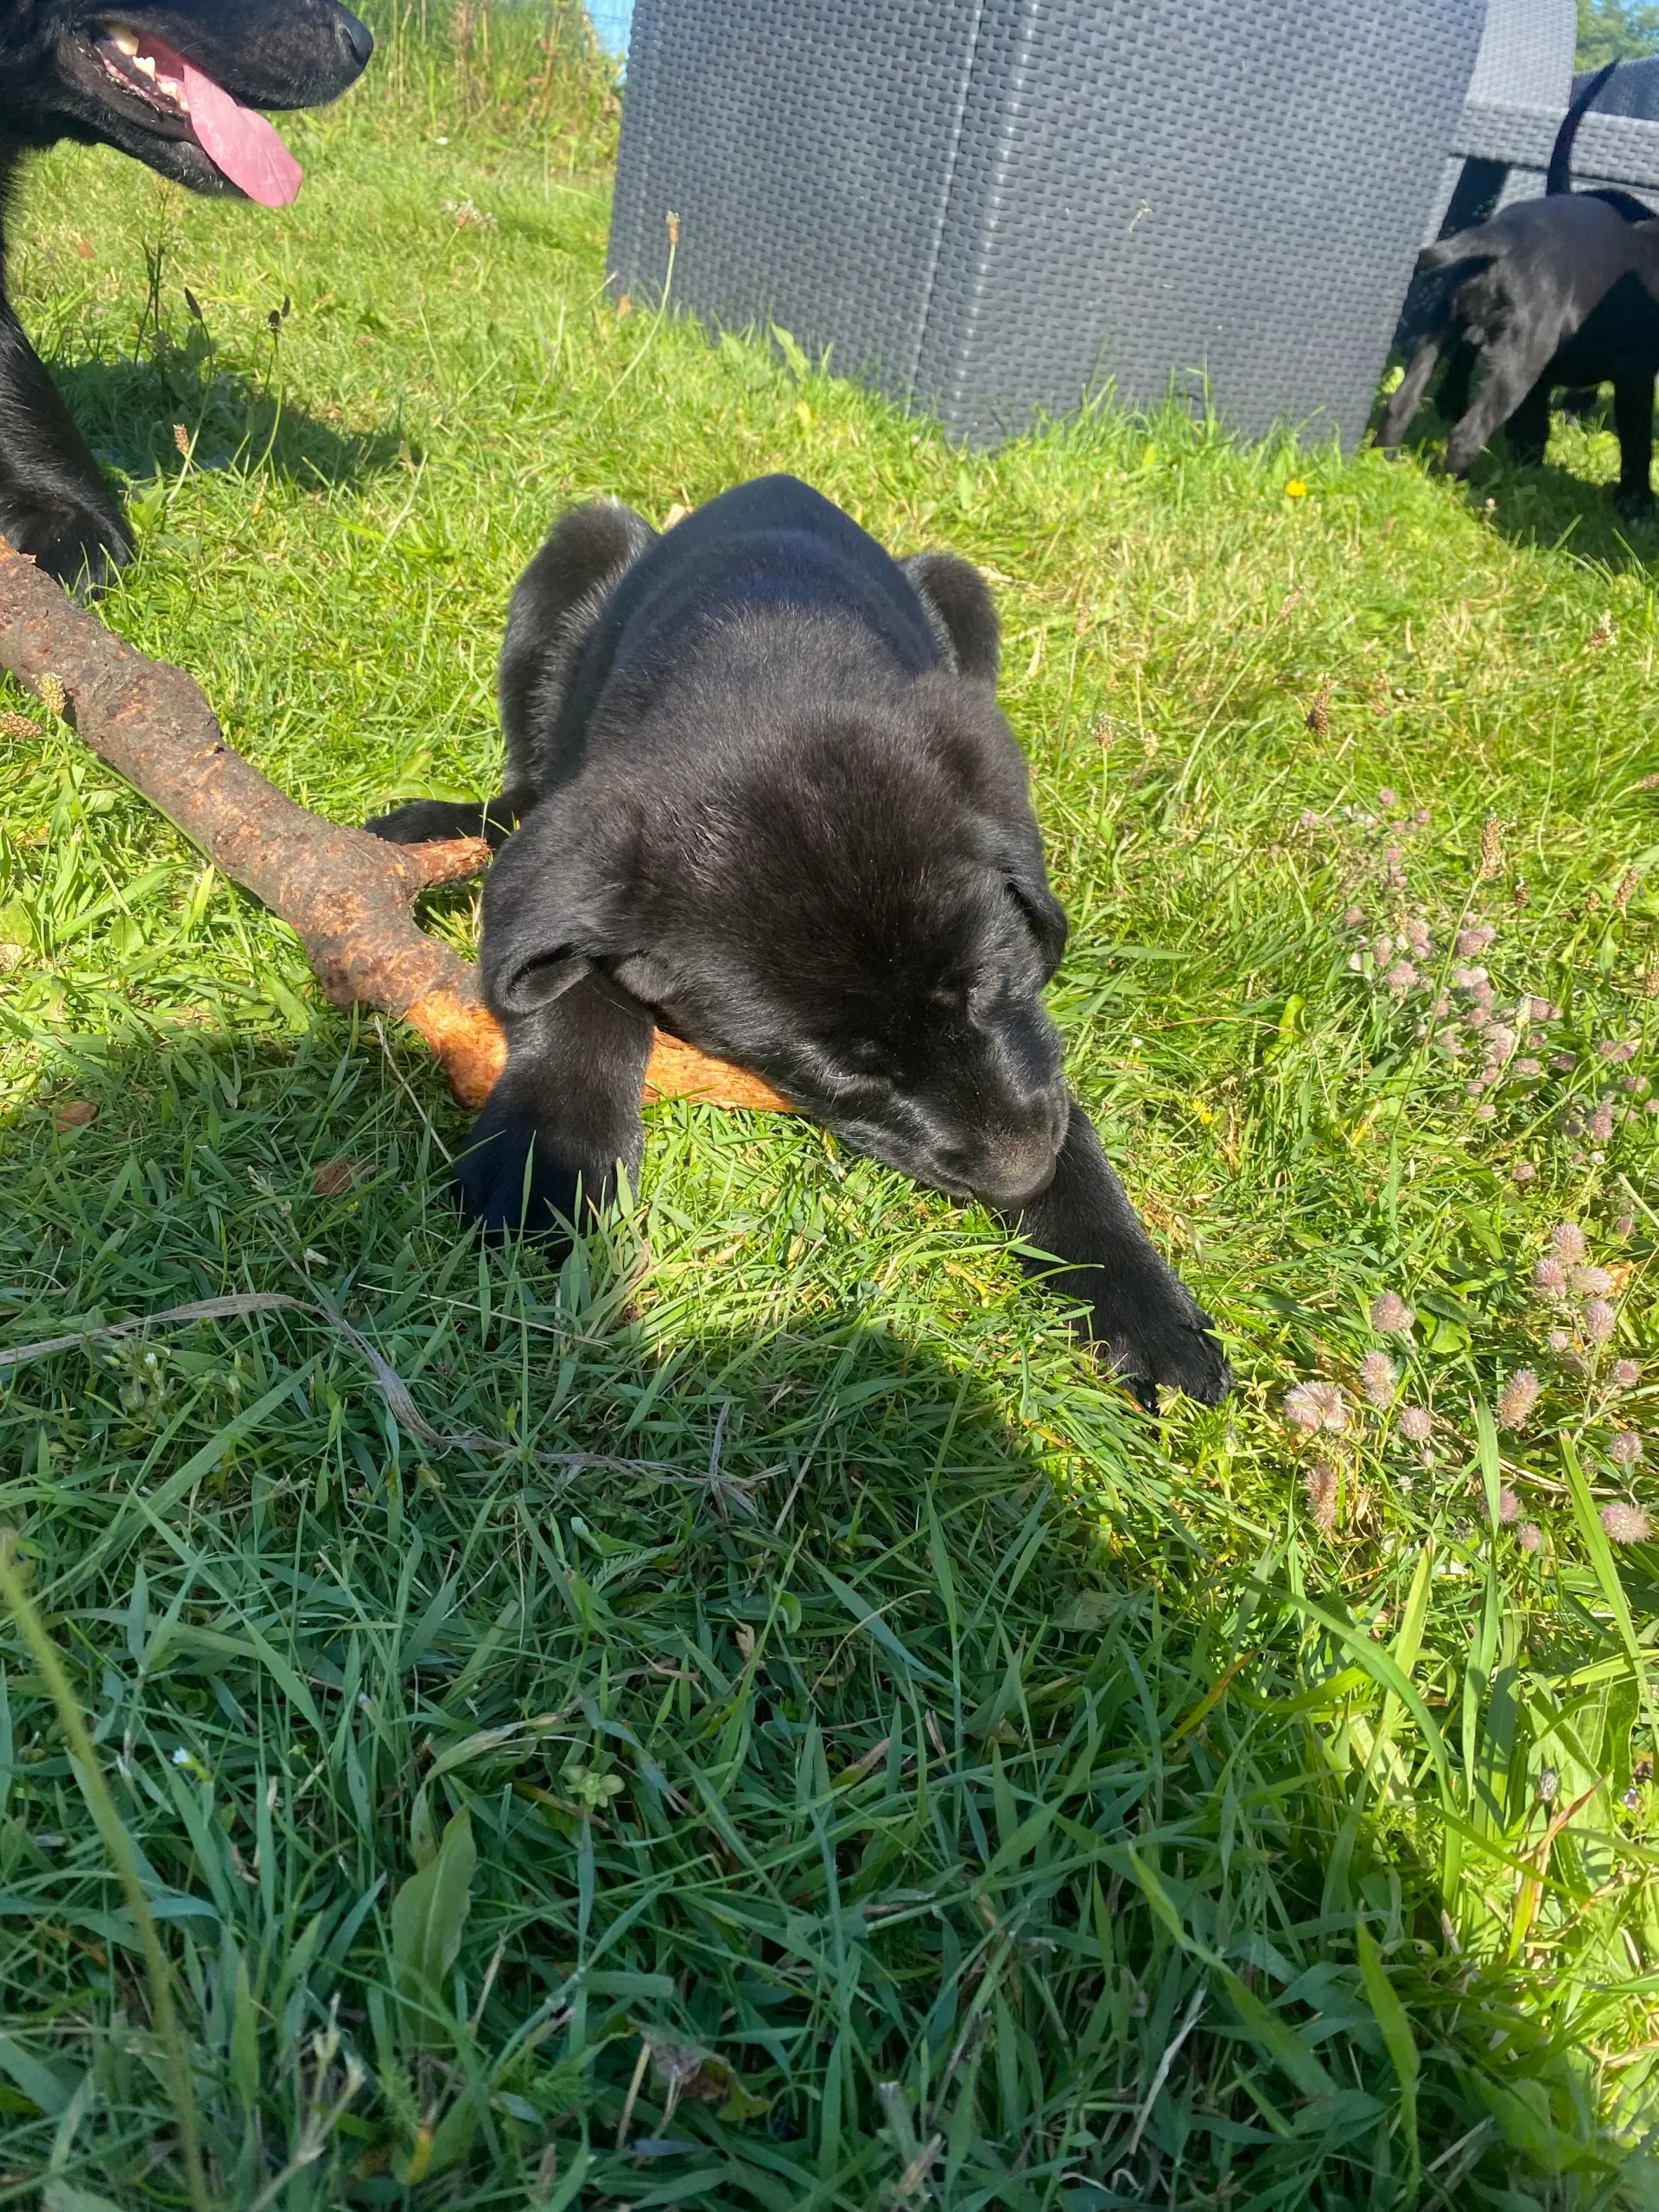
[
  {"left": 1548, "top": 60, "right": 1617, "bottom": 194},
  {"left": 1416, "top": 232, "right": 1498, "bottom": 273}
]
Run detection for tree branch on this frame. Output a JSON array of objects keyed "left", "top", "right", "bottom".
[{"left": 0, "top": 539, "right": 786, "bottom": 1113}]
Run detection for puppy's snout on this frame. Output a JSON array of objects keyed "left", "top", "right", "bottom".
[{"left": 334, "top": 6, "right": 374, "bottom": 73}]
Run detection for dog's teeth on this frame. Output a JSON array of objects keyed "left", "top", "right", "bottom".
[
  {"left": 157, "top": 74, "right": 186, "bottom": 105},
  {"left": 134, "top": 51, "right": 156, "bottom": 76},
  {"left": 110, "top": 25, "right": 138, "bottom": 53}
]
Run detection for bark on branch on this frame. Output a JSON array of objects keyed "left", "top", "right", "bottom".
[{"left": 0, "top": 540, "right": 786, "bottom": 1113}]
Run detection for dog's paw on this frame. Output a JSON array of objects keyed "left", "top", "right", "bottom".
[
  {"left": 2, "top": 504, "right": 131, "bottom": 599},
  {"left": 364, "top": 798, "right": 489, "bottom": 844},
  {"left": 1086, "top": 1269, "right": 1231, "bottom": 1413},
  {"left": 451, "top": 1111, "right": 583, "bottom": 1249}
]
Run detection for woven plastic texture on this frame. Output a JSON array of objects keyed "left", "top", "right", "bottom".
[
  {"left": 609, "top": 0, "right": 1485, "bottom": 452},
  {"left": 1573, "top": 57, "right": 1659, "bottom": 118}
]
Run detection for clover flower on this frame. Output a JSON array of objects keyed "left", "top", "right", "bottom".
[
  {"left": 1284, "top": 1381, "right": 1348, "bottom": 1435},
  {"left": 1397, "top": 1404, "right": 1432, "bottom": 1442},
  {"left": 1601, "top": 1501, "right": 1653, "bottom": 1543},
  {"left": 1456, "top": 925, "right": 1496, "bottom": 957},
  {"left": 1612, "top": 1359, "right": 1641, "bottom": 1389},
  {"left": 1384, "top": 958, "right": 1417, "bottom": 995},
  {"left": 1512, "top": 1160, "right": 1536, "bottom": 1183},
  {"left": 1546, "top": 1329, "right": 1572, "bottom": 1355},
  {"left": 1610, "top": 1431, "right": 1643, "bottom": 1466},
  {"left": 1569, "top": 1265, "right": 1612, "bottom": 1296},
  {"left": 1303, "top": 1461, "right": 1338, "bottom": 1532},
  {"left": 1587, "top": 1107, "right": 1616, "bottom": 1144},
  {"left": 1551, "top": 1223, "right": 1587, "bottom": 1264},
  {"left": 1498, "top": 1485, "right": 1521, "bottom": 1523},
  {"left": 1497, "top": 1368, "right": 1541, "bottom": 1432},
  {"left": 1532, "top": 1257, "right": 1567, "bottom": 1297},
  {"left": 1359, "top": 1351, "right": 1395, "bottom": 1409},
  {"left": 1517, "top": 1521, "right": 1542, "bottom": 1553},
  {"left": 1370, "top": 1292, "right": 1414, "bottom": 1336},
  {"left": 1585, "top": 1299, "right": 1618, "bottom": 1345},
  {"left": 1599, "top": 1040, "right": 1637, "bottom": 1064}
]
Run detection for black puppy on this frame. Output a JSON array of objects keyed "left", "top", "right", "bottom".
[
  {"left": 368, "top": 475, "right": 1230, "bottom": 1410},
  {"left": 1381, "top": 68, "right": 1659, "bottom": 510},
  {"left": 0, "top": 0, "right": 372, "bottom": 588}
]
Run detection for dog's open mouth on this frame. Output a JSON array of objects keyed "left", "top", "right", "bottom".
[{"left": 91, "top": 23, "right": 303, "bottom": 206}]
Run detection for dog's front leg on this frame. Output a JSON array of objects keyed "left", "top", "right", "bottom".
[
  {"left": 1611, "top": 366, "right": 1656, "bottom": 515},
  {"left": 1007, "top": 1099, "right": 1230, "bottom": 1409},
  {"left": 0, "top": 302, "right": 130, "bottom": 593},
  {"left": 454, "top": 978, "right": 652, "bottom": 1249}
]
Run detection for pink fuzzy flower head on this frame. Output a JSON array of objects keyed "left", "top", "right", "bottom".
[
  {"left": 1600, "top": 1501, "right": 1653, "bottom": 1543},
  {"left": 1359, "top": 1351, "right": 1395, "bottom": 1409},
  {"left": 1610, "top": 1430, "right": 1643, "bottom": 1466},
  {"left": 1405, "top": 919, "right": 1433, "bottom": 957},
  {"left": 1303, "top": 1461, "right": 1339, "bottom": 1533},
  {"left": 1612, "top": 1359, "right": 1641, "bottom": 1389},
  {"left": 1370, "top": 1292, "right": 1414, "bottom": 1336},
  {"left": 1476, "top": 1101, "right": 1497, "bottom": 1122},
  {"left": 1526, "top": 997, "right": 1554, "bottom": 1024},
  {"left": 1497, "top": 1368, "right": 1541, "bottom": 1432},
  {"left": 1570, "top": 1265, "right": 1613, "bottom": 1296},
  {"left": 1456, "top": 925, "right": 1496, "bottom": 957},
  {"left": 1552, "top": 1052, "right": 1577, "bottom": 1073},
  {"left": 1384, "top": 958, "right": 1417, "bottom": 995},
  {"left": 1517, "top": 1521, "right": 1542, "bottom": 1553},
  {"left": 1397, "top": 1404, "right": 1432, "bottom": 1443},
  {"left": 1498, "top": 1484, "right": 1521, "bottom": 1524},
  {"left": 1370, "top": 934, "right": 1393, "bottom": 969},
  {"left": 1533, "top": 1256, "right": 1567, "bottom": 1297},
  {"left": 1551, "top": 1223, "right": 1587, "bottom": 1264},
  {"left": 1588, "top": 1107, "right": 1616, "bottom": 1145},
  {"left": 1585, "top": 1298, "right": 1618, "bottom": 1345},
  {"left": 1465, "top": 1006, "right": 1491, "bottom": 1032},
  {"left": 1376, "top": 787, "right": 1398, "bottom": 809},
  {"left": 1599, "top": 1039, "right": 1637, "bottom": 1064},
  {"left": 1514, "top": 1058, "right": 1542, "bottom": 1080},
  {"left": 1547, "top": 1328, "right": 1572, "bottom": 1355},
  {"left": 1343, "top": 905, "right": 1365, "bottom": 929},
  {"left": 1284, "top": 1380, "right": 1348, "bottom": 1435},
  {"left": 1512, "top": 1160, "right": 1537, "bottom": 1183}
]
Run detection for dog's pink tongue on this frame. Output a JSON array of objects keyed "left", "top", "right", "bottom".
[{"left": 178, "top": 57, "right": 302, "bottom": 207}]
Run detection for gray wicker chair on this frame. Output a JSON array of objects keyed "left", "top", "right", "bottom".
[
  {"left": 1431, "top": 0, "right": 1659, "bottom": 233},
  {"left": 608, "top": 0, "right": 1486, "bottom": 453}
]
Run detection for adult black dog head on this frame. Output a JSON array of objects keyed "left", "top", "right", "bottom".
[
  {"left": 482, "top": 652, "right": 1074, "bottom": 1214},
  {"left": 0, "top": 0, "right": 371, "bottom": 204}
]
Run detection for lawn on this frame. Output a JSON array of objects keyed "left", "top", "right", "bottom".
[{"left": 4, "top": 9, "right": 1659, "bottom": 2207}]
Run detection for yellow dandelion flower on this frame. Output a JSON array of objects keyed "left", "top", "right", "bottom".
[{"left": 1285, "top": 479, "right": 1307, "bottom": 499}]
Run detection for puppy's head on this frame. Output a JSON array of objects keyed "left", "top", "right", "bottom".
[
  {"left": 2, "top": 0, "right": 371, "bottom": 201},
  {"left": 485, "top": 687, "right": 1073, "bottom": 1211}
]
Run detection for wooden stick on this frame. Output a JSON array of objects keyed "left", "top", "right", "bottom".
[{"left": 0, "top": 539, "right": 786, "bottom": 1113}]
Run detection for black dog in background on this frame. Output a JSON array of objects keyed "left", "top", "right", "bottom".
[
  {"left": 368, "top": 475, "right": 1230, "bottom": 1410},
  {"left": 0, "top": 0, "right": 372, "bottom": 589},
  {"left": 1381, "top": 64, "right": 1659, "bottom": 510}
]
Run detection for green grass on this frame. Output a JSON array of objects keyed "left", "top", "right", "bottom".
[{"left": 6, "top": 14, "right": 1659, "bottom": 2205}]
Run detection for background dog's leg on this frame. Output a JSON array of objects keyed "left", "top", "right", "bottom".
[
  {"left": 1611, "top": 366, "right": 1657, "bottom": 514},
  {"left": 1006, "top": 1100, "right": 1230, "bottom": 1409},
  {"left": 453, "top": 978, "right": 652, "bottom": 1248},
  {"left": 1505, "top": 378, "right": 1551, "bottom": 469},
  {"left": 1445, "top": 340, "right": 1567, "bottom": 476},
  {"left": 0, "top": 301, "right": 130, "bottom": 593},
  {"left": 1378, "top": 338, "right": 1446, "bottom": 449}
]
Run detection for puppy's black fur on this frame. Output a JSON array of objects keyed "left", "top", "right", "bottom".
[
  {"left": 1381, "top": 67, "right": 1659, "bottom": 511},
  {"left": 368, "top": 475, "right": 1230, "bottom": 1410},
  {"left": 0, "top": 0, "right": 371, "bottom": 588}
]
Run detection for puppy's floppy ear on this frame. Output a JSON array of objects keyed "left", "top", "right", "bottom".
[
  {"left": 494, "top": 944, "right": 594, "bottom": 1014},
  {"left": 1002, "top": 830, "right": 1068, "bottom": 979},
  {"left": 902, "top": 551, "right": 1000, "bottom": 685}
]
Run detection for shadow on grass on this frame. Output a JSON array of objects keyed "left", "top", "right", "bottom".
[
  {"left": 0, "top": 1020, "right": 1646, "bottom": 2206},
  {"left": 49, "top": 338, "right": 410, "bottom": 497}
]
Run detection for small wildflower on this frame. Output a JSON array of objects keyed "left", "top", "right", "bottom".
[
  {"left": 1512, "top": 1160, "right": 1537, "bottom": 1183},
  {"left": 1585, "top": 1298, "right": 1618, "bottom": 1344},
  {"left": 1377, "top": 786, "right": 1399, "bottom": 809},
  {"left": 1471, "top": 978, "right": 1496, "bottom": 1010},
  {"left": 1284, "top": 1380, "right": 1348, "bottom": 1435},
  {"left": 1612, "top": 1359, "right": 1641, "bottom": 1389},
  {"left": 1465, "top": 1006, "right": 1491, "bottom": 1032},
  {"left": 1476, "top": 1101, "right": 1497, "bottom": 1121},
  {"left": 1359, "top": 1351, "right": 1395, "bottom": 1408},
  {"left": 1384, "top": 958, "right": 1416, "bottom": 995},
  {"left": 1343, "top": 904, "right": 1365, "bottom": 928},
  {"left": 1457, "top": 925, "right": 1497, "bottom": 957},
  {"left": 1569, "top": 1264, "right": 1612, "bottom": 1295},
  {"left": 1599, "top": 1039, "right": 1637, "bottom": 1064},
  {"left": 1370, "top": 1292, "right": 1414, "bottom": 1336},
  {"left": 1610, "top": 1430, "right": 1643, "bottom": 1465},
  {"left": 1525, "top": 996, "right": 1554, "bottom": 1023},
  {"left": 1483, "top": 1025, "right": 1516, "bottom": 1062},
  {"left": 1498, "top": 1484, "right": 1521, "bottom": 1523},
  {"left": 1551, "top": 1223, "right": 1587, "bottom": 1264},
  {"left": 1601, "top": 1500, "right": 1652, "bottom": 1543},
  {"left": 1497, "top": 1368, "right": 1541, "bottom": 1431},
  {"left": 1588, "top": 1108, "right": 1617, "bottom": 1144},
  {"left": 1302, "top": 1460, "right": 1338, "bottom": 1531},
  {"left": 1517, "top": 1521, "right": 1542, "bottom": 1553},
  {"left": 1285, "top": 479, "right": 1307, "bottom": 499},
  {"left": 1514, "top": 1058, "right": 1541, "bottom": 1080},
  {"left": 1397, "top": 1404, "right": 1432, "bottom": 1442},
  {"left": 1452, "top": 965, "right": 1484, "bottom": 991},
  {"left": 1547, "top": 1328, "right": 1572, "bottom": 1355},
  {"left": 1405, "top": 918, "right": 1432, "bottom": 957},
  {"left": 1551, "top": 1052, "right": 1577, "bottom": 1072},
  {"left": 1538, "top": 1765, "right": 1559, "bottom": 1801},
  {"left": 1370, "top": 933, "right": 1393, "bottom": 969}
]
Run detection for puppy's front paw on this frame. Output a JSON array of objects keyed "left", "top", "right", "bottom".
[
  {"left": 452, "top": 1111, "right": 582, "bottom": 1249},
  {"left": 2, "top": 502, "right": 131, "bottom": 599},
  {"left": 364, "top": 798, "right": 488, "bottom": 844},
  {"left": 1087, "top": 1268, "right": 1231, "bottom": 1413}
]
